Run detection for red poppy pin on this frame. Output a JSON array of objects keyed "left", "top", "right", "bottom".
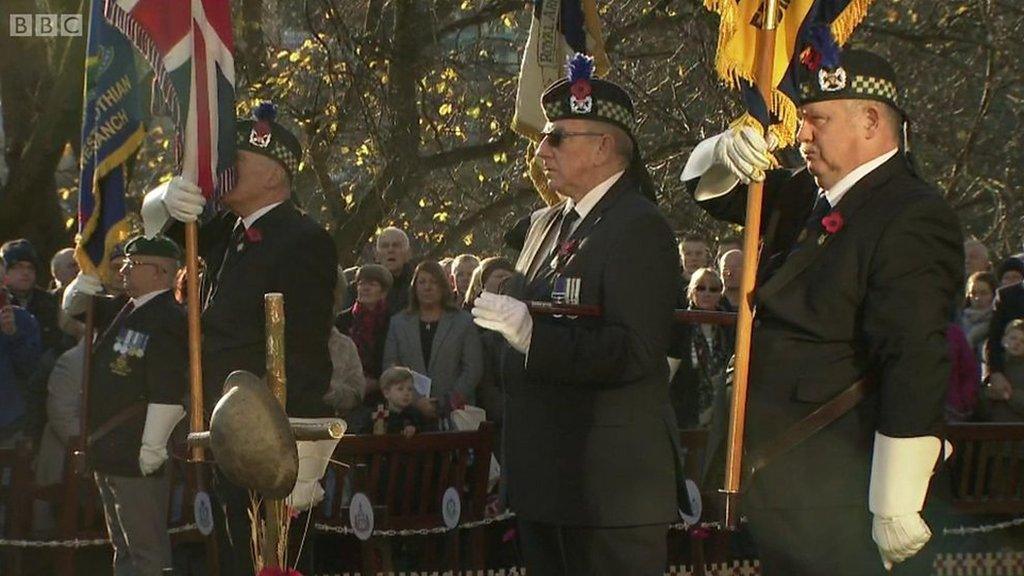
[
  {"left": 800, "top": 47, "right": 822, "bottom": 72},
  {"left": 570, "top": 79, "right": 592, "bottom": 101},
  {"left": 821, "top": 211, "right": 844, "bottom": 235},
  {"left": 552, "top": 238, "right": 579, "bottom": 272},
  {"left": 244, "top": 227, "right": 263, "bottom": 243}
]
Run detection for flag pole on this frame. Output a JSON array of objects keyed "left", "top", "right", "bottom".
[
  {"left": 722, "top": 0, "right": 781, "bottom": 530},
  {"left": 186, "top": 221, "right": 205, "bottom": 462}
]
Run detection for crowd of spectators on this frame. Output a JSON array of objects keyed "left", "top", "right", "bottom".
[{"left": 5, "top": 226, "right": 1024, "bottom": 539}]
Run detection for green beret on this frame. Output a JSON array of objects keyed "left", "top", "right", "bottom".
[
  {"left": 797, "top": 49, "right": 903, "bottom": 116},
  {"left": 236, "top": 102, "right": 302, "bottom": 178},
  {"left": 541, "top": 54, "right": 637, "bottom": 140},
  {"left": 124, "top": 234, "right": 182, "bottom": 261}
]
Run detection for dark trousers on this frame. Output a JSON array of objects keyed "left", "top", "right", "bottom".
[
  {"left": 211, "top": 472, "right": 254, "bottom": 576},
  {"left": 746, "top": 505, "right": 935, "bottom": 576},
  {"left": 212, "top": 470, "right": 316, "bottom": 576},
  {"left": 517, "top": 519, "right": 668, "bottom": 576}
]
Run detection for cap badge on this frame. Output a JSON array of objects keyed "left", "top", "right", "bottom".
[
  {"left": 569, "top": 79, "right": 593, "bottom": 114},
  {"left": 249, "top": 120, "right": 272, "bottom": 148},
  {"left": 818, "top": 66, "right": 847, "bottom": 92}
]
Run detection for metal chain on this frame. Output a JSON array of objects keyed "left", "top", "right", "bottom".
[
  {"left": 314, "top": 510, "right": 517, "bottom": 537},
  {"left": 315, "top": 510, "right": 742, "bottom": 538},
  {"left": 942, "top": 515, "right": 1024, "bottom": 536},
  {"left": 0, "top": 524, "right": 198, "bottom": 549}
]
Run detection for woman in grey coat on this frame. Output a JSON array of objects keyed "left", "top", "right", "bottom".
[{"left": 383, "top": 261, "right": 482, "bottom": 419}]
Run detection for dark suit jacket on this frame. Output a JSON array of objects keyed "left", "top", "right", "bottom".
[
  {"left": 88, "top": 291, "right": 187, "bottom": 476},
  {"left": 501, "top": 173, "right": 682, "bottom": 526},
  {"left": 691, "top": 154, "right": 963, "bottom": 509},
  {"left": 984, "top": 282, "right": 1024, "bottom": 374},
  {"left": 192, "top": 202, "right": 337, "bottom": 417}
]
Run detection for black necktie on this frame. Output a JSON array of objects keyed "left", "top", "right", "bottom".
[
  {"left": 551, "top": 207, "right": 580, "bottom": 261},
  {"left": 206, "top": 221, "right": 245, "bottom": 308},
  {"left": 763, "top": 192, "right": 833, "bottom": 282},
  {"left": 805, "top": 192, "right": 832, "bottom": 235}
]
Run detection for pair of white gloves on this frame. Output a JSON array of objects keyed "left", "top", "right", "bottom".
[{"left": 690, "top": 126, "right": 947, "bottom": 569}]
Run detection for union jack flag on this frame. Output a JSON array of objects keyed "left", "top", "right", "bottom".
[{"left": 105, "top": 0, "right": 236, "bottom": 201}]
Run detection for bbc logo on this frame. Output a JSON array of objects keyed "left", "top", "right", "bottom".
[{"left": 10, "top": 14, "right": 83, "bottom": 37}]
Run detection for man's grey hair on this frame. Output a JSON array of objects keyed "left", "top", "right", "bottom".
[{"left": 376, "top": 226, "right": 410, "bottom": 250}]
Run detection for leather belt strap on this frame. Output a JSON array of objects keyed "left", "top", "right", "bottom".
[
  {"left": 87, "top": 403, "right": 147, "bottom": 445},
  {"left": 746, "top": 378, "right": 878, "bottom": 482}
]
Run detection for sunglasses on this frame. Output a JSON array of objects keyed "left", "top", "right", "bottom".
[
  {"left": 120, "top": 259, "right": 163, "bottom": 273},
  {"left": 541, "top": 128, "right": 606, "bottom": 148},
  {"left": 694, "top": 285, "right": 722, "bottom": 293}
]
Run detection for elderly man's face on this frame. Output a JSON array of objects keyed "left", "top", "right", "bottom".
[
  {"left": 797, "top": 100, "right": 865, "bottom": 191},
  {"left": 965, "top": 243, "right": 990, "bottom": 275},
  {"left": 222, "top": 151, "right": 284, "bottom": 213},
  {"left": 720, "top": 250, "right": 744, "bottom": 290},
  {"left": 52, "top": 252, "right": 79, "bottom": 288},
  {"left": 535, "top": 119, "right": 609, "bottom": 200},
  {"left": 120, "top": 256, "right": 174, "bottom": 298},
  {"left": 376, "top": 232, "right": 410, "bottom": 275}
]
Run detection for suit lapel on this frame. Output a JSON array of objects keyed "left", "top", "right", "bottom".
[
  {"left": 428, "top": 312, "right": 454, "bottom": 369},
  {"left": 756, "top": 155, "right": 903, "bottom": 302},
  {"left": 517, "top": 203, "right": 566, "bottom": 282}
]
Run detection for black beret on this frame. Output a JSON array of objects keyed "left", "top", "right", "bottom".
[
  {"left": 0, "top": 239, "right": 39, "bottom": 269},
  {"left": 236, "top": 102, "right": 302, "bottom": 178},
  {"left": 124, "top": 234, "right": 182, "bottom": 261},
  {"left": 541, "top": 54, "right": 636, "bottom": 139},
  {"left": 797, "top": 48, "right": 903, "bottom": 115}
]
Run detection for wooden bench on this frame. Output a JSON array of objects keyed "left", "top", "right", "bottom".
[
  {"left": 0, "top": 440, "right": 34, "bottom": 576},
  {"left": 315, "top": 423, "right": 495, "bottom": 573},
  {"left": 945, "top": 422, "right": 1024, "bottom": 514}
]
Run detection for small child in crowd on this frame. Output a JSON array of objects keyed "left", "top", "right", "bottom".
[
  {"left": 983, "top": 319, "right": 1024, "bottom": 422},
  {"left": 379, "top": 366, "right": 426, "bottom": 437}
]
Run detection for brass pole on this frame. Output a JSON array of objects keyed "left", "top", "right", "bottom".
[
  {"left": 263, "top": 293, "right": 287, "bottom": 568},
  {"left": 722, "top": 0, "right": 781, "bottom": 530}
]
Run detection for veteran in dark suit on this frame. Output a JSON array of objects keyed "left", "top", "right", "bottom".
[
  {"left": 473, "top": 54, "right": 682, "bottom": 576},
  {"left": 140, "top": 103, "right": 337, "bottom": 575},
  {"left": 682, "top": 49, "right": 963, "bottom": 575},
  {"left": 63, "top": 235, "right": 188, "bottom": 576}
]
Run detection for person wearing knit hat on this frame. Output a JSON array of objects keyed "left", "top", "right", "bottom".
[
  {"left": 473, "top": 53, "right": 682, "bottom": 575},
  {"left": 134, "top": 102, "right": 337, "bottom": 576},
  {"left": 681, "top": 45, "right": 962, "bottom": 575}
]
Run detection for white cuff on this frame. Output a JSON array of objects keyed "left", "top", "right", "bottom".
[
  {"left": 869, "top": 433, "right": 949, "bottom": 517},
  {"left": 141, "top": 404, "right": 185, "bottom": 448},
  {"left": 286, "top": 418, "right": 343, "bottom": 511},
  {"left": 681, "top": 133, "right": 740, "bottom": 201},
  {"left": 141, "top": 184, "right": 172, "bottom": 238}
]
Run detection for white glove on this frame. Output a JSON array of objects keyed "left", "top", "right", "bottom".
[
  {"left": 869, "top": 433, "right": 951, "bottom": 570},
  {"left": 142, "top": 176, "right": 205, "bottom": 236},
  {"left": 286, "top": 418, "right": 343, "bottom": 512},
  {"left": 61, "top": 273, "right": 103, "bottom": 316},
  {"left": 471, "top": 293, "right": 533, "bottom": 354},
  {"left": 139, "top": 403, "right": 186, "bottom": 475},
  {"left": 714, "top": 126, "right": 772, "bottom": 184}
]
